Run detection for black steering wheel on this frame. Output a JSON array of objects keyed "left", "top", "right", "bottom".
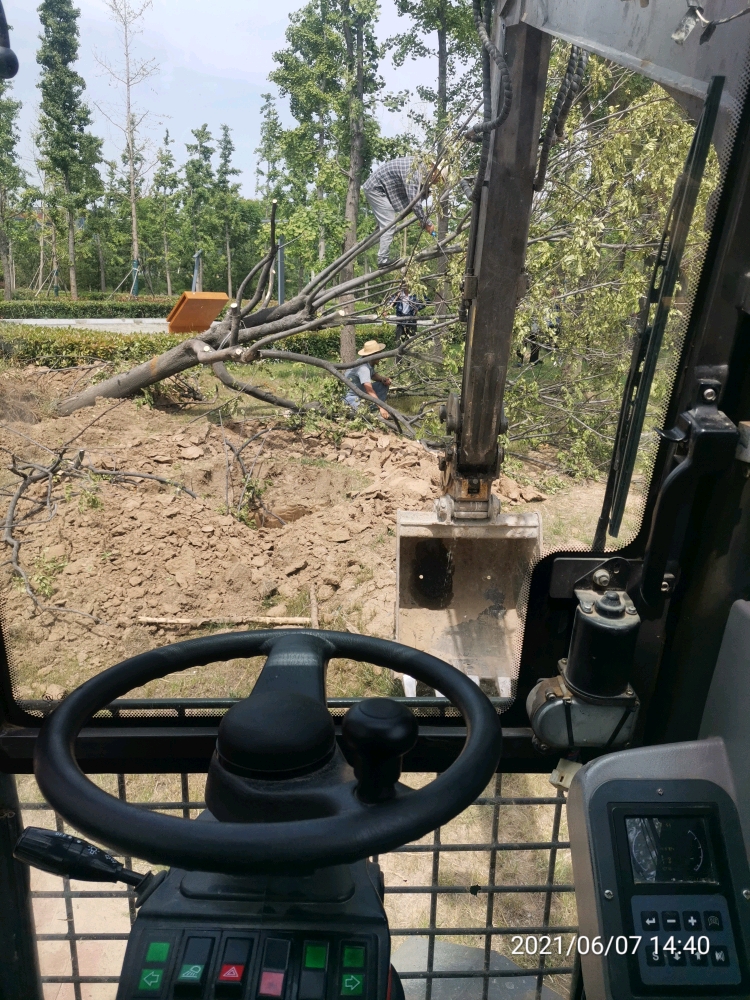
[{"left": 35, "top": 630, "right": 502, "bottom": 875}]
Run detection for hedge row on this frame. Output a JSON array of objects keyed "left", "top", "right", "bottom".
[
  {"left": 0, "top": 328, "right": 184, "bottom": 367},
  {"left": 280, "top": 327, "right": 396, "bottom": 360},
  {"left": 10, "top": 289, "right": 178, "bottom": 303},
  {"left": 0, "top": 298, "right": 179, "bottom": 319},
  {"left": 0, "top": 325, "right": 397, "bottom": 368}
]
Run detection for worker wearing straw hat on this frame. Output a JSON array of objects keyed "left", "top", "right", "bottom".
[{"left": 344, "top": 340, "right": 391, "bottom": 420}]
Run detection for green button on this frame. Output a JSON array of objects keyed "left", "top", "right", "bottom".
[
  {"left": 177, "top": 964, "right": 205, "bottom": 982},
  {"left": 341, "top": 974, "right": 364, "bottom": 996},
  {"left": 146, "top": 942, "right": 170, "bottom": 963},
  {"left": 305, "top": 943, "right": 328, "bottom": 969},
  {"left": 342, "top": 947, "right": 365, "bottom": 969},
  {"left": 138, "top": 968, "right": 164, "bottom": 991}
]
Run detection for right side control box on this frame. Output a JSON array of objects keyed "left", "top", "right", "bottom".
[{"left": 567, "top": 738, "right": 750, "bottom": 1000}]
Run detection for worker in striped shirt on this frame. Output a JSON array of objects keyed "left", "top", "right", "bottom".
[{"left": 363, "top": 157, "right": 444, "bottom": 268}]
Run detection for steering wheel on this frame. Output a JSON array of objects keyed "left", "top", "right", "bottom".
[{"left": 35, "top": 630, "right": 502, "bottom": 875}]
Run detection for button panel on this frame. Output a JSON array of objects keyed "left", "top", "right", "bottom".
[
  {"left": 127, "top": 928, "right": 377, "bottom": 1000},
  {"left": 632, "top": 894, "right": 740, "bottom": 987}
]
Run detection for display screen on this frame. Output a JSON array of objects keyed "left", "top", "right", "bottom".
[{"left": 626, "top": 816, "right": 718, "bottom": 884}]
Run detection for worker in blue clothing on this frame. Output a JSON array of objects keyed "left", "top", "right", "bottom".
[{"left": 392, "top": 285, "right": 425, "bottom": 346}]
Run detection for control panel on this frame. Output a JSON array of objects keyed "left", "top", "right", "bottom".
[
  {"left": 567, "top": 738, "right": 750, "bottom": 1000},
  {"left": 631, "top": 893, "right": 738, "bottom": 985},
  {"left": 120, "top": 928, "right": 378, "bottom": 1000},
  {"left": 114, "top": 860, "right": 390, "bottom": 1000}
]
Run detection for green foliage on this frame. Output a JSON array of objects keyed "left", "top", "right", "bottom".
[
  {"left": 0, "top": 323, "right": 393, "bottom": 369},
  {"left": 32, "top": 554, "right": 67, "bottom": 598},
  {"left": 0, "top": 327, "right": 182, "bottom": 366},
  {"left": 0, "top": 77, "right": 23, "bottom": 298},
  {"left": 501, "top": 47, "right": 720, "bottom": 476},
  {"left": 36, "top": 0, "right": 102, "bottom": 205},
  {"left": 267, "top": 0, "right": 386, "bottom": 294},
  {"left": 78, "top": 485, "right": 103, "bottom": 511},
  {"left": 0, "top": 297, "right": 177, "bottom": 318},
  {"left": 388, "top": 0, "right": 477, "bottom": 136}
]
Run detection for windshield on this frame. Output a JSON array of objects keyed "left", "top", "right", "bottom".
[{"left": 0, "top": 22, "right": 738, "bottom": 713}]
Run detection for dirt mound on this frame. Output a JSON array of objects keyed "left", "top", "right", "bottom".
[{"left": 0, "top": 377, "right": 556, "bottom": 702}]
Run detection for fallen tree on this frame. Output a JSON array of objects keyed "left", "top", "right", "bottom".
[{"left": 57, "top": 194, "right": 469, "bottom": 435}]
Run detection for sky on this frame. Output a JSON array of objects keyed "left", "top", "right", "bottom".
[{"left": 8, "top": 0, "right": 437, "bottom": 196}]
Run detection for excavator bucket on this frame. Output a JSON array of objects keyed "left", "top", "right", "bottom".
[{"left": 396, "top": 510, "right": 542, "bottom": 700}]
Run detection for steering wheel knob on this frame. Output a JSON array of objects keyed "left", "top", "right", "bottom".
[
  {"left": 217, "top": 691, "right": 336, "bottom": 778},
  {"left": 342, "top": 699, "right": 418, "bottom": 803}
]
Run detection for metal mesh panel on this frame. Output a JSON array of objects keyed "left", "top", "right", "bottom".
[{"left": 19, "top": 770, "right": 576, "bottom": 1000}]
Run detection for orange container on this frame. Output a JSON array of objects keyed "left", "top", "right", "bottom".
[{"left": 167, "top": 292, "right": 229, "bottom": 334}]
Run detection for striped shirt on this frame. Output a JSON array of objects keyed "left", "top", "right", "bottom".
[{"left": 363, "top": 156, "right": 427, "bottom": 223}]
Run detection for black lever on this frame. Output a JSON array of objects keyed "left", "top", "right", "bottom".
[
  {"left": 0, "top": 2, "right": 18, "bottom": 80},
  {"left": 14, "top": 827, "right": 150, "bottom": 888},
  {"left": 342, "top": 698, "right": 418, "bottom": 803}
]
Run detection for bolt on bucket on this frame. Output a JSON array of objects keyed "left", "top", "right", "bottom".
[{"left": 395, "top": 509, "right": 542, "bottom": 700}]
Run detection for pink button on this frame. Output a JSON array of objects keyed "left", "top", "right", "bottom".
[{"left": 259, "top": 971, "right": 285, "bottom": 997}]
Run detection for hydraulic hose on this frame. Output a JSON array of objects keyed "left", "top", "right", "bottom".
[
  {"left": 533, "top": 46, "right": 589, "bottom": 191},
  {"left": 466, "top": 0, "right": 512, "bottom": 145}
]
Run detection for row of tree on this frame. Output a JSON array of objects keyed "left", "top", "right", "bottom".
[
  {"left": 0, "top": 0, "right": 712, "bottom": 475},
  {"left": 0, "top": 0, "right": 479, "bottom": 306}
]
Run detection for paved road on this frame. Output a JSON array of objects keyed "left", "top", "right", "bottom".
[{"left": 1, "top": 317, "right": 170, "bottom": 335}]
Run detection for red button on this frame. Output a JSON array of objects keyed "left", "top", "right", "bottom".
[
  {"left": 259, "top": 971, "right": 285, "bottom": 997},
  {"left": 220, "top": 964, "right": 246, "bottom": 983}
]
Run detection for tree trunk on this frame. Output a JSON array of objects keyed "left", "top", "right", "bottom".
[
  {"left": 96, "top": 233, "right": 106, "bottom": 292},
  {"left": 317, "top": 124, "right": 326, "bottom": 265},
  {"left": 163, "top": 232, "right": 172, "bottom": 296},
  {"left": 339, "top": 17, "right": 365, "bottom": 365},
  {"left": 8, "top": 242, "right": 15, "bottom": 298},
  {"left": 67, "top": 210, "right": 77, "bottom": 300},
  {"left": 51, "top": 223, "right": 59, "bottom": 297},
  {"left": 0, "top": 243, "right": 10, "bottom": 301},
  {"left": 58, "top": 340, "right": 210, "bottom": 415},
  {"left": 432, "top": 17, "right": 449, "bottom": 360},
  {"left": 64, "top": 176, "right": 78, "bottom": 301},
  {"left": 124, "top": 21, "right": 140, "bottom": 297},
  {"left": 38, "top": 208, "right": 45, "bottom": 293},
  {"left": 0, "top": 193, "right": 11, "bottom": 301},
  {"left": 226, "top": 224, "right": 233, "bottom": 299}
]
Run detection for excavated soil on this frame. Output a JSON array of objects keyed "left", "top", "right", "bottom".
[{"left": 0, "top": 365, "right": 623, "bottom": 704}]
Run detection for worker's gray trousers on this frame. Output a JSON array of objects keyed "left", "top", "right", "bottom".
[{"left": 364, "top": 188, "right": 397, "bottom": 266}]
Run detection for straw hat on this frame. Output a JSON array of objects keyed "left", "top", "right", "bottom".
[{"left": 358, "top": 339, "right": 386, "bottom": 357}]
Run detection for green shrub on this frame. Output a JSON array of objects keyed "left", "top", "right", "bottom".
[
  {"left": 0, "top": 298, "right": 179, "bottom": 319},
  {"left": 0, "top": 327, "right": 183, "bottom": 367},
  {"left": 281, "top": 325, "right": 396, "bottom": 360},
  {"left": 0, "top": 323, "right": 398, "bottom": 368}
]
